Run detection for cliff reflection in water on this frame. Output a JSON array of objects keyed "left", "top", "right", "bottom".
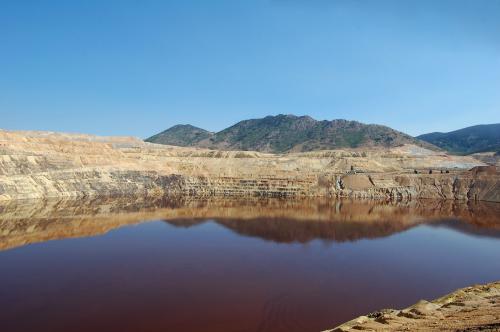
[{"left": 1, "top": 197, "right": 499, "bottom": 251}]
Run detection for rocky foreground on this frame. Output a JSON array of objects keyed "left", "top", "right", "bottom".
[
  {"left": 325, "top": 281, "right": 500, "bottom": 332},
  {"left": 0, "top": 130, "right": 499, "bottom": 202}
]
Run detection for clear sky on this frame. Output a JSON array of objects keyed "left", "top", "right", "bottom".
[{"left": 1, "top": 0, "right": 499, "bottom": 138}]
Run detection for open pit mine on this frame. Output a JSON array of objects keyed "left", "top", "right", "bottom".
[{"left": 0, "top": 130, "right": 498, "bottom": 202}]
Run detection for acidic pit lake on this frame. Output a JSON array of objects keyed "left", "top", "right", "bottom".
[{"left": 0, "top": 197, "right": 499, "bottom": 332}]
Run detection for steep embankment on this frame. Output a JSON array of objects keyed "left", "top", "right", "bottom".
[{"left": 0, "top": 130, "right": 498, "bottom": 202}]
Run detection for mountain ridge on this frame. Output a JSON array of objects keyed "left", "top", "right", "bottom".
[
  {"left": 146, "top": 124, "right": 213, "bottom": 147},
  {"left": 418, "top": 123, "right": 500, "bottom": 155},
  {"left": 146, "top": 114, "right": 436, "bottom": 153}
]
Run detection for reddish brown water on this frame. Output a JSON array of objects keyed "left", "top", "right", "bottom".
[{"left": 0, "top": 199, "right": 499, "bottom": 332}]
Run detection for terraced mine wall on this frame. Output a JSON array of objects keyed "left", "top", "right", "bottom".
[{"left": 0, "top": 130, "right": 498, "bottom": 202}]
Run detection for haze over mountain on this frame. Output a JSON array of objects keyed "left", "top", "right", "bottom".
[
  {"left": 146, "top": 115, "right": 434, "bottom": 153},
  {"left": 418, "top": 124, "right": 500, "bottom": 155}
]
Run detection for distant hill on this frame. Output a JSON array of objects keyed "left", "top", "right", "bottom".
[
  {"left": 146, "top": 114, "right": 434, "bottom": 153},
  {"left": 417, "top": 124, "right": 500, "bottom": 155},
  {"left": 145, "top": 124, "right": 213, "bottom": 147}
]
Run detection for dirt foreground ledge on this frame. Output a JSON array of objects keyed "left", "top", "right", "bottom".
[{"left": 324, "top": 281, "right": 500, "bottom": 332}]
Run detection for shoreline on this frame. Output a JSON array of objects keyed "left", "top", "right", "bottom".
[{"left": 324, "top": 281, "right": 500, "bottom": 331}]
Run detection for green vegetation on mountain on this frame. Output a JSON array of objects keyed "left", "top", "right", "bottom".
[
  {"left": 418, "top": 124, "right": 500, "bottom": 155},
  {"left": 145, "top": 124, "right": 213, "bottom": 147},
  {"left": 146, "top": 114, "right": 434, "bottom": 153}
]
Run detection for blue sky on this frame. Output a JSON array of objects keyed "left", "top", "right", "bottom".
[{"left": 1, "top": 0, "right": 499, "bottom": 138}]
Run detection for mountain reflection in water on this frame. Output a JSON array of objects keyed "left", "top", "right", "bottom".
[
  {"left": 0, "top": 197, "right": 499, "bottom": 332},
  {"left": 1, "top": 197, "right": 499, "bottom": 250}
]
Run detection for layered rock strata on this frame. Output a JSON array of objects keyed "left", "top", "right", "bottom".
[{"left": 0, "top": 130, "right": 498, "bottom": 202}]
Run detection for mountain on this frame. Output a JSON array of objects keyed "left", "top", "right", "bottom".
[
  {"left": 145, "top": 124, "right": 213, "bottom": 147},
  {"left": 417, "top": 124, "right": 500, "bottom": 155},
  {"left": 146, "top": 114, "right": 434, "bottom": 153}
]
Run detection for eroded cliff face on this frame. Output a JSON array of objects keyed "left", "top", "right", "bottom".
[{"left": 0, "top": 130, "right": 498, "bottom": 202}]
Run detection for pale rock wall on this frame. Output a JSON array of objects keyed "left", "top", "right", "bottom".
[{"left": 0, "top": 129, "right": 498, "bottom": 202}]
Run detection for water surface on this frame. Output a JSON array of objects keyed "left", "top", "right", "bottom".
[{"left": 0, "top": 198, "right": 499, "bottom": 332}]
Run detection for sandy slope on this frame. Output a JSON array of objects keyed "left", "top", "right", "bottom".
[{"left": 325, "top": 281, "right": 500, "bottom": 332}]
